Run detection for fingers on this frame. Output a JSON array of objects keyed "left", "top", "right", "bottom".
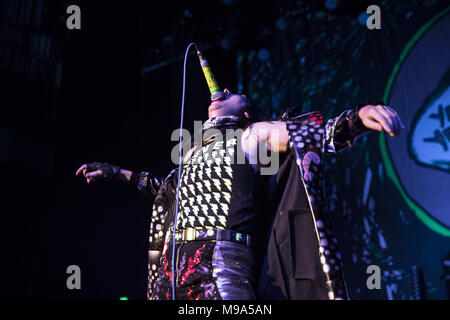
[
  {"left": 379, "top": 105, "right": 405, "bottom": 136},
  {"left": 379, "top": 106, "right": 400, "bottom": 136},
  {"left": 367, "top": 105, "right": 405, "bottom": 137},
  {"left": 76, "top": 163, "right": 103, "bottom": 184},
  {"left": 386, "top": 105, "right": 405, "bottom": 129},
  {"left": 370, "top": 108, "right": 394, "bottom": 135},
  {"left": 76, "top": 164, "right": 87, "bottom": 176},
  {"left": 85, "top": 169, "right": 103, "bottom": 184},
  {"left": 85, "top": 169, "right": 103, "bottom": 179},
  {"left": 364, "top": 117, "right": 383, "bottom": 132},
  {"left": 376, "top": 107, "right": 397, "bottom": 135}
]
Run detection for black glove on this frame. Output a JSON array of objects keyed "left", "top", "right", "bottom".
[{"left": 86, "top": 162, "right": 120, "bottom": 181}]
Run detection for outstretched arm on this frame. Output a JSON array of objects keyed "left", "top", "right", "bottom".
[
  {"left": 244, "top": 104, "right": 404, "bottom": 156},
  {"left": 75, "top": 163, "right": 178, "bottom": 299},
  {"left": 75, "top": 162, "right": 163, "bottom": 196}
]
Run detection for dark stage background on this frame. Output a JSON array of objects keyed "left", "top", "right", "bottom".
[{"left": 1, "top": 0, "right": 449, "bottom": 300}]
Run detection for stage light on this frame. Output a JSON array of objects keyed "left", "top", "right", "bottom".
[
  {"left": 324, "top": 0, "right": 339, "bottom": 11},
  {"left": 257, "top": 49, "right": 270, "bottom": 61},
  {"left": 276, "top": 17, "right": 287, "bottom": 30},
  {"left": 358, "top": 12, "right": 370, "bottom": 25},
  {"left": 119, "top": 296, "right": 129, "bottom": 300},
  {"left": 221, "top": 38, "right": 231, "bottom": 50}
]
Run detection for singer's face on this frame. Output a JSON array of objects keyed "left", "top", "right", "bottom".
[{"left": 208, "top": 89, "right": 248, "bottom": 118}]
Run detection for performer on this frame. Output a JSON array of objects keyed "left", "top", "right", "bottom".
[{"left": 76, "top": 89, "right": 404, "bottom": 300}]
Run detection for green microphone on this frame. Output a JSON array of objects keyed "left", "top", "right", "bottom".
[{"left": 195, "top": 48, "right": 225, "bottom": 101}]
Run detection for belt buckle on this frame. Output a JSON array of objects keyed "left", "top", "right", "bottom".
[{"left": 183, "top": 228, "right": 196, "bottom": 241}]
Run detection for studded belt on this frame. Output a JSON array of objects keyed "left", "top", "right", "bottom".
[{"left": 170, "top": 227, "right": 253, "bottom": 248}]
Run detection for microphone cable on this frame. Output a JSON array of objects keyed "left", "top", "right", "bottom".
[{"left": 171, "top": 42, "right": 197, "bottom": 300}]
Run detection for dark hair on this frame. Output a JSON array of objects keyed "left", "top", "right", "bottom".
[
  {"left": 242, "top": 97, "right": 271, "bottom": 125},
  {"left": 238, "top": 97, "right": 275, "bottom": 142}
]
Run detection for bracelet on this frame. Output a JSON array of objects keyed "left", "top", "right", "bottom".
[
  {"left": 138, "top": 172, "right": 150, "bottom": 191},
  {"left": 346, "top": 105, "right": 366, "bottom": 131},
  {"left": 130, "top": 171, "right": 150, "bottom": 191}
]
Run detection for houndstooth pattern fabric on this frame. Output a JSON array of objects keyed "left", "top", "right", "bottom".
[{"left": 176, "top": 136, "right": 238, "bottom": 229}]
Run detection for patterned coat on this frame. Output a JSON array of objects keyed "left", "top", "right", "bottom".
[
  {"left": 257, "top": 107, "right": 369, "bottom": 300},
  {"left": 139, "top": 107, "right": 369, "bottom": 300}
]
